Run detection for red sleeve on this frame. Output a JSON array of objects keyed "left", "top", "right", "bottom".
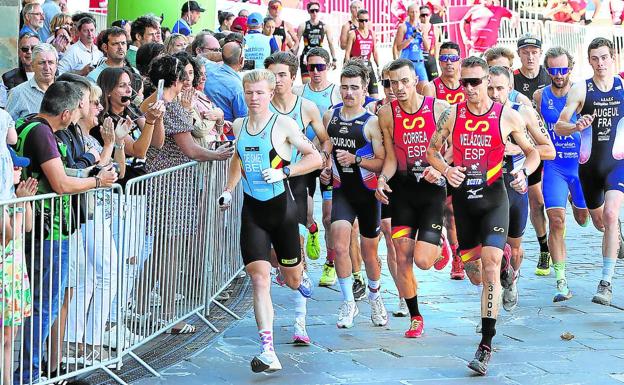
[{"left": 496, "top": 6, "right": 513, "bottom": 18}]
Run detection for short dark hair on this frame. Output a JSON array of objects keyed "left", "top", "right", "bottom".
[
  {"left": 131, "top": 15, "right": 160, "bottom": 43},
  {"left": 462, "top": 56, "right": 488, "bottom": 72},
  {"left": 40, "top": 81, "right": 82, "bottom": 115},
  {"left": 264, "top": 51, "right": 299, "bottom": 77},
  {"left": 306, "top": 47, "right": 330, "bottom": 64},
  {"left": 420, "top": 5, "right": 430, "bottom": 12},
  {"left": 307, "top": 1, "right": 320, "bottom": 10},
  {"left": 71, "top": 12, "right": 94, "bottom": 24},
  {"left": 440, "top": 41, "right": 461, "bottom": 56},
  {"left": 173, "top": 51, "right": 202, "bottom": 88},
  {"left": 484, "top": 46, "right": 514, "bottom": 67},
  {"left": 98, "top": 26, "right": 127, "bottom": 48},
  {"left": 587, "top": 37, "right": 614, "bottom": 58},
  {"left": 489, "top": 65, "right": 511, "bottom": 82},
  {"left": 387, "top": 58, "right": 415, "bottom": 73},
  {"left": 148, "top": 54, "right": 186, "bottom": 88},
  {"left": 136, "top": 42, "right": 164, "bottom": 76},
  {"left": 544, "top": 46, "right": 574, "bottom": 69},
  {"left": 357, "top": 9, "right": 369, "bottom": 17},
  {"left": 76, "top": 16, "right": 96, "bottom": 31},
  {"left": 56, "top": 73, "right": 91, "bottom": 98},
  {"left": 341, "top": 62, "right": 369, "bottom": 88},
  {"left": 218, "top": 11, "right": 234, "bottom": 25}
]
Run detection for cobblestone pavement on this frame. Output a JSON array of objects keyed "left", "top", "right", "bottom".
[{"left": 134, "top": 203, "right": 624, "bottom": 385}]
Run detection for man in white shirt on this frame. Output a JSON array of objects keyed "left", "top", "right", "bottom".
[{"left": 58, "top": 17, "right": 103, "bottom": 76}]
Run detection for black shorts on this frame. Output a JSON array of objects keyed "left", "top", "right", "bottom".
[
  {"left": 528, "top": 160, "right": 543, "bottom": 186},
  {"left": 289, "top": 175, "right": 308, "bottom": 225},
  {"left": 391, "top": 176, "right": 445, "bottom": 245},
  {"left": 578, "top": 161, "right": 624, "bottom": 210},
  {"left": 300, "top": 54, "right": 310, "bottom": 79},
  {"left": 504, "top": 173, "right": 529, "bottom": 239},
  {"left": 331, "top": 187, "right": 381, "bottom": 238},
  {"left": 367, "top": 63, "right": 379, "bottom": 95},
  {"left": 452, "top": 179, "right": 509, "bottom": 262},
  {"left": 306, "top": 169, "right": 333, "bottom": 200},
  {"left": 424, "top": 55, "right": 439, "bottom": 81},
  {"left": 240, "top": 189, "right": 302, "bottom": 267}
]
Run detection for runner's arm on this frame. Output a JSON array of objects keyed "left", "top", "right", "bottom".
[
  {"left": 378, "top": 104, "right": 398, "bottom": 180},
  {"left": 371, "top": 31, "right": 379, "bottom": 68},
  {"left": 304, "top": 100, "right": 332, "bottom": 167},
  {"left": 393, "top": 24, "right": 411, "bottom": 52},
  {"left": 516, "top": 92, "right": 533, "bottom": 108},
  {"left": 344, "top": 31, "right": 355, "bottom": 62},
  {"left": 533, "top": 88, "right": 543, "bottom": 116},
  {"left": 521, "top": 104, "right": 555, "bottom": 160},
  {"left": 296, "top": 21, "right": 305, "bottom": 50},
  {"left": 324, "top": 25, "right": 337, "bottom": 62},
  {"left": 362, "top": 115, "right": 385, "bottom": 173},
  {"left": 223, "top": 119, "right": 244, "bottom": 192},
  {"left": 422, "top": 81, "right": 436, "bottom": 97},
  {"left": 507, "top": 107, "right": 540, "bottom": 176},
  {"left": 339, "top": 22, "right": 350, "bottom": 50},
  {"left": 285, "top": 117, "right": 323, "bottom": 177},
  {"left": 555, "top": 82, "right": 590, "bottom": 136},
  {"left": 426, "top": 104, "right": 454, "bottom": 174}
]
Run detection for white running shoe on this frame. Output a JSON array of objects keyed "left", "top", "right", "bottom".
[
  {"left": 392, "top": 298, "right": 409, "bottom": 317},
  {"left": 251, "top": 350, "right": 282, "bottom": 373},
  {"left": 337, "top": 301, "right": 359, "bottom": 328},
  {"left": 292, "top": 318, "right": 311, "bottom": 345},
  {"left": 370, "top": 295, "right": 389, "bottom": 326}
]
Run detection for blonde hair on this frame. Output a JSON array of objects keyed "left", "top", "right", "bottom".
[
  {"left": 484, "top": 46, "right": 515, "bottom": 67},
  {"left": 242, "top": 69, "right": 276, "bottom": 90},
  {"left": 89, "top": 83, "right": 102, "bottom": 103},
  {"left": 164, "top": 33, "right": 187, "bottom": 54},
  {"left": 50, "top": 13, "right": 72, "bottom": 32}
]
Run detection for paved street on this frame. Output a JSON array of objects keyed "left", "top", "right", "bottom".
[{"left": 135, "top": 203, "right": 624, "bottom": 385}]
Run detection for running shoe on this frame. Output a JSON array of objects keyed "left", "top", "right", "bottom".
[
  {"left": 535, "top": 251, "right": 551, "bottom": 276},
  {"left": 404, "top": 315, "right": 424, "bottom": 338},
  {"left": 298, "top": 271, "right": 314, "bottom": 298},
  {"left": 434, "top": 230, "right": 452, "bottom": 270},
  {"left": 352, "top": 275, "right": 367, "bottom": 301},
  {"left": 319, "top": 263, "right": 337, "bottom": 286},
  {"left": 450, "top": 254, "right": 465, "bottom": 280},
  {"left": 553, "top": 279, "right": 573, "bottom": 302},
  {"left": 292, "top": 318, "right": 311, "bottom": 345},
  {"left": 500, "top": 244, "right": 514, "bottom": 290},
  {"left": 370, "top": 295, "right": 389, "bottom": 326},
  {"left": 392, "top": 298, "right": 409, "bottom": 317},
  {"left": 251, "top": 351, "right": 282, "bottom": 373},
  {"left": 306, "top": 225, "right": 321, "bottom": 260},
  {"left": 502, "top": 272, "right": 519, "bottom": 311},
  {"left": 337, "top": 301, "right": 359, "bottom": 328},
  {"left": 592, "top": 280, "right": 613, "bottom": 306},
  {"left": 618, "top": 220, "right": 624, "bottom": 260},
  {"left": 467, "top": 344, "right": 492, "bottom": 376}
]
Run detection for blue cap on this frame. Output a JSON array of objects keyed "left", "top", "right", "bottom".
[
  {"left": 8, "top": 146, "right": 29, "bottom": 168},
  {"left": 247, "top": 12, "right": 263, "bottom": 27}
]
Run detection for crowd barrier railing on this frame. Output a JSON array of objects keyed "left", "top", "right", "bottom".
[{"left": 1, "top": 159, "right": 243, "bottom": 385}]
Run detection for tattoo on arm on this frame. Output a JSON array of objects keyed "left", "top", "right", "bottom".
[{"left": 430, "top": 106, "right": 451, "bottom": 150}]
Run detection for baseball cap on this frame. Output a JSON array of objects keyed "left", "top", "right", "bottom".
[
  {"left": 8, "top": 146, "right": 30, "bottom": 168},
  {"left": 181, "top": 1, "right": 205, "bottom": 13},
  {"left": 517, "top": 34, "right": 542, "bottom": 49},
  {"left": 247, "top": 12, "right": 263, "bottom": 27},
  {"left": 231, "top": 16, "right": 248, "bottom": 34}
]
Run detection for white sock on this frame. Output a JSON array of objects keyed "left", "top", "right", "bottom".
[
  {"left": 338, "top": 276, "right": 355, "bottom": 302},
  {"left": 293, "top": 289, "right": 307, "bottom": 320},
  {"left": 368, "top": 279, "right": 380, "bottom": 300}
]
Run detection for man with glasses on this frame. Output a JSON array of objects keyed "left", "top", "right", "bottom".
[
  {"left": 375, "top": 58, "right": 451, "bottom": 339},
  {"left": 294, "top": 47, "right": 341, "bottom": 286},
  {"left": 419, "top": 6, "right": 440, "bottom": 82},
  {"left": 393, "top": 4, "right": 429, "bottom": 94},
  {"left": 268, "top": 0, "right": 297, "bottom": 52},
  {"left": 487, "top": 65, "right": 555, "bottom": 312},
  {"left": 265, "top": 52, "right": 329, "bottom": 345},
  {"left": 296, "top": 1, "right": 337, "bottom": 83},
  {"left": 58, "top": 17, "right": 103, "bottom": 76},
  {"left": 533, "top": 47, "right": 590, "bottom": 303},
  {"left": 2, "top": 33, "right": 40, "bottom": 93},
  {"left": 427, "top": 56, "right": 539, "bottom": 375},
  {"left": 513, "top": 34, "right": 553, "bottom": 277},
  {"left": 191, "top": 32, "right": 223, "bottom": 66},
  {"left": 556, "top": 37, "right": 624, "bottom": 306},
  {"left": 20, "top": 3, "right": 46, "bottom": 42},
  {"left": 345, "top": 9, "right": 380, "bottom": 100},
  {"left": 340, "top": 0, "right": 363, "bottom": 51}
]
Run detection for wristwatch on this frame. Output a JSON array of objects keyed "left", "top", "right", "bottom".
[
  {"left": 355, "top": 155, "right": 362, "bottom": 165},
  {"left": 282, "top": 166, "right": 291, "bottom": 179}
]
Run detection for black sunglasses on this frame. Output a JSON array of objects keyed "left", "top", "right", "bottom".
[
  {"left": 358, "top": 19, "right": 368, "bottom": 23},
  {"left": 381, "top": 79, "right": 391, "bottom": 88},
  {"left": 459, "top": 76, "right": 487, "bottom": 87},
  {"left": 20, "top": 46, "right": 34, "bottom": 53},
  {"left": 420, "top": 13, "right": 431, "bottom": 17},
  {"left": 308, "top": 8, "right": 319, "bottom": 13},
  {"left": 307, "top": 63, "right": 327, "bottom": 72}
]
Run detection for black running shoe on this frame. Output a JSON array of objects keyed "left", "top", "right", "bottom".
[
  {"left": 352, "top": 276, "right": 366, "bottom": 301},
  {"left": 467, "top": 344, "right": 492, "bottom": 375}
]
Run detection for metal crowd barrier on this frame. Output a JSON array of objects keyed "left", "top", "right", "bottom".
[{"left": 0, "top": 159, "right": 243, "bottom": 385}]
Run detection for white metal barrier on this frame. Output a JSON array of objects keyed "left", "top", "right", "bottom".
[{"left": 0, "top": 160, "right": 243, "bottom": 385}]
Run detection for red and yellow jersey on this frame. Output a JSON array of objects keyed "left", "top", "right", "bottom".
[
  {"left": 452, "top": 101, "right": 505, "bottom": 187},
  {"left": 433, "top": 77, "right": 465, "bottom": 105}
]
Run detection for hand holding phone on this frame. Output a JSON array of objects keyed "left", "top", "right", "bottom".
[{"left": 156, "top": 79, "right": 165, "bottom": 101}]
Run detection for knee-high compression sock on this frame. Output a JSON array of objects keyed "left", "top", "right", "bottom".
[
  {"left": 404, "top": 295, "right": 421, "bottom": 318},
  {"left": 338, "top": 276, "right": 355, "bottom": 302},
  {"left": 538, "top": 234, "right": 549, "bottom": 253},
  {"left": 602, "top": 257, "right": 616, "bottom": 284},
  {"left": 479, "top": 318, "right": 496, "bottom": 348},
  {"left": 293, "top": 289, "right": 307, "bottom": 322}
]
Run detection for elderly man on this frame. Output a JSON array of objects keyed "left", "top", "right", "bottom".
[
  {"left": 20, "top": 2, "right": 46, "bottom": 41},
  {"left": 7, "top": 43, "right": 57, "bottom": 121},
  {"left": 191, "top": 32, "right": 223, "bottom": 65},
  {"left": 58, "top": 17, "right": 103, "bottom": 75},
  {"left": 172, "top": 0, "right": 204, "bottom": 36}
]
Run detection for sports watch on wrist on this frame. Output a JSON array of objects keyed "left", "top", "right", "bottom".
[
  {"left": 282, "top": 166, "right": 291, "bottom": 179},
  {"left": 355, "top": 155, "right": 362, "bottom": 165}
]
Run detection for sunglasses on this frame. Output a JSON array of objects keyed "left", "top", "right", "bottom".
[
  {"left": 307, "top": 63, "right": 327, "bottom": 72},
  {"left": 270, "top": 4, "right": 282, "bottom": 10},
  {"left": 358, "top": 19, "right": 368, "bottom": 23},
  {"left": 420, "top": 13, "right": 431, "bottom": 17},
  {"left": 459, "top": 76, "right": 487, "bottom": 87},
  {"left": 20, "top": 46, "right": 34, "bottom": 53},
  {"left": 381, "top": 79, "right": 391, "bottom": 88},
  {"left": 547, "top": 67, "right": 570, "bottom": 76},
  {"left": 309, "top": 8, "right": 320, "bottom": 13},
  {"left": 439, "top": 54, "right": 460, "bottom": 62}
]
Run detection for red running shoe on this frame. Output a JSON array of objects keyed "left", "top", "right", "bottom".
[
  {"left": 404, "top": 315, "right": 424, "bottom": 338},
  {"left": 450, "top": 254, "right": 465, "bottom": 280},
  {"left": 434, "top": 231, "right": 451, "bottom": 270}
]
